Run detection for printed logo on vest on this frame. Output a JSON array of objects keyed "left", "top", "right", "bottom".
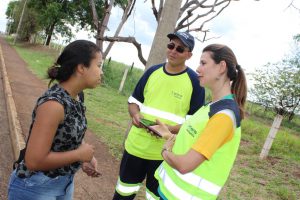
[
  {"left": 186, "top": 124, "right": 197, "bottom": 137},
  {"left": 172, "top": 91, "right": 183, "bottom": 100}
]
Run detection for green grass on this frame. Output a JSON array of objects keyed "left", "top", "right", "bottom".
[
  {"left": 219, "top": 117, "right": 300, "bottom": 199},
  {"left": 246, "top": 102, "right": 300, "bottom": 134},
  {"left": 5, "top": 37, "right": 57, "bottom": 81},
  {"left": 7, "top": 39, "right": 300, "bottom": 199},
  {"left": 84, "top": 87, "right": 129, "bottom": 158},
  {"left": 102, "top": 59, "right": 144, "bottom": 96}
]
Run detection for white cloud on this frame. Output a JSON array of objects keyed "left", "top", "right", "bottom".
[
  {"left": 1, "top": 0, "right": 299, "bottom": 73},
  {"left": 194, "top": 0, "right": 300, "bottom": 74},
  {"left": 0, "top": 0, "right": 11, "bottom": 33},
  {"left": 101, "top": 0, "right": 300, "bottom": 73},
  {"left": 116, "top": 1, "right": 157, "bottom": 45},
  {"left": 106, "top": 41, "right": 151, "bottom": 68}
]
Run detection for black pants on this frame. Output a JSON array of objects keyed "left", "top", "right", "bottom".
[{"left": 112, "top": 150, "right": 163, "bottom": 200}]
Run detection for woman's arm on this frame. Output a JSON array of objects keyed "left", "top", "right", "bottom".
[
  {"left": 161, "top": 137, "right": 207, "bottom": 174},
  {"left": 25, "top": 100, "right": 94, "bottom": 171},
  {"left": 162, "top": 112, "right": 234, "bottom": 174}
]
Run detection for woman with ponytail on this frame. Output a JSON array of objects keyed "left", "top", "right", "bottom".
[
  {"left": 152, "top": 44, "right": 247, "bottom": 200},
  {"left": 8, "top": 40, "right": 103, "bottom": 200}
]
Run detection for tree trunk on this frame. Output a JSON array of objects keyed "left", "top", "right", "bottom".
[
  {"left": 259, "top": 114, "right": 283, "bottom": 159},
  {"left": 97, "top": 0, "right": 115, "bottom": 50},
  {"left": 145, "top": 0, "right": 182, "bottom": 69},
  {"left": 288, "top": 113, "right": 294, "bottom": 121},
  {"left": 13, "top": 0, "right": 28, "bottom": 44},
  {"left": 103, "top": 0, "right": 135, "bottom": 60},
  {"left": 45, "top": 22, "right": 56, "bottom": 46},
  {"left": 288, "top": 99, "right": 300, "bottom": 121}
]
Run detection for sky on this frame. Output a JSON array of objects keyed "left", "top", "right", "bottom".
[{"left": 1, "top": 0, "right": 300, "bottom": 79}]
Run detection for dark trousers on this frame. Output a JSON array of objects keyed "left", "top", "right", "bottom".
[{"left": 112, "top": 150, "right": 163, "bottom": 200}]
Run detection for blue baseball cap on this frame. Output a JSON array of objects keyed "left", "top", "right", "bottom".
[{"left": 167, "top": 31, "right": 195, "bottom": 51}]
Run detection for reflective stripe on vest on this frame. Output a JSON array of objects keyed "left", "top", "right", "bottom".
[
  {"left": 116, "top": 177, "right": 141, "bottom": 195},
  {"left": 146, "top": 189, "right": 160, "bottom": 200},
  {"left": 186, "top": 114, "right": 192, "bottom": 120},
  {"left": 157, "top": 166, "right": 202, "bottom": 200},
  {"left": 158, "top": 165, "right": 221, "bottom": 197},
  {"left": 173, "top": 169, "right": 221, "bottom": 195},
  {"left": 128, "top": 96, "right": 185, "bottom": 124}
]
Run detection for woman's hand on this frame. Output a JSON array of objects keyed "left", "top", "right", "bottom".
[
  {"left": 82, "top": 157, "right": 101, "bottom": 177},
  {"left": 77, "top": 143, "right": 95, "bottom": 162},
  {"left": 163, "top": 134, "right": 176, "bottom": 151},
  {"left": 149, "top": 119, "right": 173, "bottom": 139}
]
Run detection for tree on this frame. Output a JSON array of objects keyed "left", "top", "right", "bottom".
[
  {"left": 6, "top": 0, "right": 77, "bottom": 44},
  {"left": 288, "top": 0, "right": 300, "bottom": 11},
  {"left": 257, "top": 37, "right": 299, "bottom": 159},
  {"left": 73, "top": 0, "right": 105, "bottom": 40},
  {"left": 27, "top": 0, "right": 79, "bottom": 45},
  {"left": 258, "top": 43, "right": 299, "bottom": 159},
  {"left": 6, "top": 0, "right": 39, "bottom": 42},
  {"left": 89, "top": 0, "right": 136, "bottom": 60},
  {"left": 146, "top": 0, "right": 182, "bottom": 68},
  {"left": 14, "top": 0, "right": 28, "bottom": 44},
  {"left": 6, "top": 0, "right": 128, "bottom": 46},
  {"left": 250, "top": 62, "right": 300, "bottom": 121},
  {"left": 5, "top": 1, "right": 19, "bottom": 35},
  {"left": 99, "top": 0, "right": 242, "bottom": 68}
]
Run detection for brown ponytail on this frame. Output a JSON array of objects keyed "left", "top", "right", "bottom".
[
  {"left": 202, "top": 44, "right": 247, "bottom": 119},
  {"left": 231, "top": 64, "right": 247, "bottom": 119}
]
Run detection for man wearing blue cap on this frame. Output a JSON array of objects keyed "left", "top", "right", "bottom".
[{"left": 113, "top": 32, "right": 205, "bottom": 200}]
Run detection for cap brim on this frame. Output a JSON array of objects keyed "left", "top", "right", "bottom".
[
  {"left": 167, "top": 33, "right": 177, "bottom": 40},
  {"left": 167, "top": 33, "right": 190, "bottom": 49}
]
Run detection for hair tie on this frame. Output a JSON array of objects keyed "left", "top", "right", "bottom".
[{"left": 54, "top": 63, "right": 61, "bottom": 68}]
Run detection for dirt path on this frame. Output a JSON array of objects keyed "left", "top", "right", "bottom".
[{"left": 0, "top": 37, "right": 119, "bottom": 199}]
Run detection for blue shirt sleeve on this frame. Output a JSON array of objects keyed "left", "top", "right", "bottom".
[
  {"left": 131, "top": 64, "right": 163, "bottom": 103},
  {"left": 186, "top": 68, "right": 205, "bottom": 115}
]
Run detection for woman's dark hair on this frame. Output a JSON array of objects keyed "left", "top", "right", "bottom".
[
  {"left": 47, "top": 40, "right": 101, "bottom": 87},
  {"left": 203, "top": 44, "right": 247, "bottom": 119}
]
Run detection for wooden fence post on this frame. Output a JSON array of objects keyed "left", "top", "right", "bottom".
[
  {"left": 118, "top": 67, "right": 129, "bottom": 93},
  {"left": 259, "top": 114, "right": 283, "bottom": 159},
  {"left": 129, "top": 62, "right": 134, "bottom": 75}
]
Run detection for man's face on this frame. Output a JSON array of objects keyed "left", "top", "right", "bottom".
[{"left": 166, "top": 38, "right": 192, "bottom": 67}]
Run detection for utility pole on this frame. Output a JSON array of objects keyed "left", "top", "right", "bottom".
[
  {"left": 145, "top": 0, "right": 182, "bottom": 69},
  {"left": 6, "top": 5, "right": 17, "bottom": 35},
  {"left": 13, "top": 0, "right": 28, "bottom": 45}
]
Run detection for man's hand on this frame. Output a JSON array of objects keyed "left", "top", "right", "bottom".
[
  {"left": 132, "top": 113, "right": 143, "bottom": 128},
  {"left": 128, "top": 103, "right": 143, "bottom": 128}
]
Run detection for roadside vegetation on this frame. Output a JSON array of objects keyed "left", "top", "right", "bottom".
[{"left": 6, "top": 38, "right": 300, "bottom": 200}]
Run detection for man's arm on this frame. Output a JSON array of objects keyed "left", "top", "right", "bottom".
[{"left": 128, "top": 103, "right": 143, "bottom": 128}]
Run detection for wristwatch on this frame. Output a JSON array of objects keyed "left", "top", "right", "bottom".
[{"left": 161, "top": 147, "right": 169, "bottom": 158}]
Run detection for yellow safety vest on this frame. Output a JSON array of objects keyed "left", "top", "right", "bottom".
[{"left": 155, "top": 99, "right": 241, "bottom": 200}]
